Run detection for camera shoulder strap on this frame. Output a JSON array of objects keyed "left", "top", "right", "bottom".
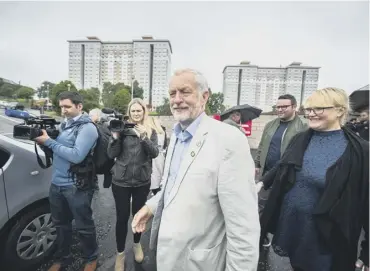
[{"left": 34, "top": 142, "right": 53, "bottom": 169}]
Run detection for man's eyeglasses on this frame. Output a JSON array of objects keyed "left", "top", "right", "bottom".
[
  {"left": 304, "top": 107, "right": 334, "bottom": 115},
  {"left": 275, "top": 105, "right": 292, "bottom": 111}
]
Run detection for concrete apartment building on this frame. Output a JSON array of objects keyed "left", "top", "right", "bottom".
[
  {"left": 68, "top": 36, "right": 172, "bottom": 108},
  {"left": 222, "top": 61, "right": 320, "bottom": 111}
]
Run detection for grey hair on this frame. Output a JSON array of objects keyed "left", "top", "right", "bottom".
[
  {"left": 89, "top": 108, "right": 104, "bottom": 121},
  {"left": 173, "top": 68, "right": 209, "bottom": 93}
]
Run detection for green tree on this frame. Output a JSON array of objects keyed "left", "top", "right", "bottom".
[
  {"left": 156, "top": 98, "right": 172, "bottom": 116},
  {"left": 101, "top": 82, "right": 113, "bottom": 106},
  {"left": 133, "top": 80, "right": 144, "bottom": 99},
  {"left": 84, "top": 87, "right": 100, "bottom": 103},
  {"left": 102, "top": 82, "right": 131, "bottom": 108},
  {"left": 50, "top": 80, "right": 77, "bottom": 114},
  {"left": 205, "top": 104, "right": 211, "bottom": 115},
  {"left": 16, "top": 86, "right": 35, "bottom": 99},
  {"left": 79, "top": 88, "right": 100, "bottom": 113},
  {"left": 37, "top": 81, "right": 55, "bottom": 99},
  {"left": 207, "top": 92, "right": 225, "bottom": 114},
  {"left": 112, "top": 89, "right": 131, "bottom": 114},
  {"left": 0, "top": 83, "right": 17, "bottom": 98}
]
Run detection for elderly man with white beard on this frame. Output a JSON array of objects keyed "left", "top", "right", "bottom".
[{"left": 132, "top": 68, "right": 260, "bottom": 271}]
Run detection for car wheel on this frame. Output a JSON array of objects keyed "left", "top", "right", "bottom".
[{"left": 3, "top": 204, "right": 57, "bottom": 270}]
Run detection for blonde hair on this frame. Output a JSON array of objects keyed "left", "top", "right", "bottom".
[
  {"left": 127, "top": 98, "right": 152, "bottom": 138},
  {"left": 303, "top": 87, "right": 349, "bottom": 125},
  {"left": 147, "top": 116, "right": 165, "bottom": 134}
]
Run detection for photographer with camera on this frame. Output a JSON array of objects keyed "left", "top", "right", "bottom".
[
  {"left": 34, "top": 91, "right": 99, "bottom": 271},
  {"left": 107, "top": 98, "right": 159, "bottom": 270},
  {"left": 357, "top": 108, "right": 369, "bottom": 141},
  {"left": 346, "top": 108, "right": 369, "bottom": 141},
  {"left": 89, "top": 108, "right": 114, "bottom": 189}
]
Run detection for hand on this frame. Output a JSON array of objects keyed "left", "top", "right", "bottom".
[
  {"left": 134, "top": 124, "right": 147, "bottom": 139},
  {"left": 34, "top": 129, "right": 50, "bottom": 145},
  {"left": 256, "top": 182, "right": 264, "bottom": 193},
  {"left": 112, "top": 132, "right": 120, "bottom": 139},
  {"left": 132, "top": 205, "right": 153, "bottom": 234},
  {"left": 355, "top": 259, "right": 369, "bottom": 270}
]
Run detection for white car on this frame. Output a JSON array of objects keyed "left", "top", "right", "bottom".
[
  {"left": 0, "top": 134, "right": 56, "bottom": 270},
  {"left": 0, "top": 101, "right": 9, "bottom": 108}
]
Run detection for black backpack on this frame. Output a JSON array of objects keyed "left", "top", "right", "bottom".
[
  {"left": 91, "top": 122, "right": 115, "bottom": 175},
  {"left": 69, "top": 121, "right": 114, "bottom": 189},
  {"left": 73, "top": 121, "right": 114, "bottom": 174}
]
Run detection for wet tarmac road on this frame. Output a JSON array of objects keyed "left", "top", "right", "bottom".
[
  {"left": 0, "top": 110, "right": 292, "bottom": 271},
  {"left": 33, "top": 156, "right": 293, "bottom": 271},
  {"left": 35, "top": 180, "right": 292, "bottom": 271}
]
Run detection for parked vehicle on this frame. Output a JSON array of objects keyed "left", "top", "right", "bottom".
[
  {"left": 0, "top": 134, "right": 56, "bottom": 270},
  {"left": 4, "top": 104, "right": 31, "bottom": 119},
  {"left": 0, "top": 101, "right": 10, "bottom": 109}
]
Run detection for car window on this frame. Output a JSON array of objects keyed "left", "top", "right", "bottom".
[{"left": 0, "top": 147, "right": 10, "bottom": 168}]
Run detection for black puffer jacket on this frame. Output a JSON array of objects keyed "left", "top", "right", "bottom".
[{"left": 107, "top": 128, "right": 159, "bottom": 187}]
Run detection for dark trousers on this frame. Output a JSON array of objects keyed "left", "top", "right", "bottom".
[
  {"left": 49, "top": 184, "right": 98, "bottom": 263},
  {"left": 258, "top": 168, "right": 273, "bottom": 244},
  {"left": 112, "top": 183, "right": 150, "bottom": 253}
]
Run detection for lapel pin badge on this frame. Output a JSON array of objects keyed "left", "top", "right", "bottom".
[{"left": 191, "top": 151, "right": 195, "bottom": 157}]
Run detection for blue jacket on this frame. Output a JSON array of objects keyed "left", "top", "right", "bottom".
[{"left": 44, "top": 114, "right": 98, "bottom": 186}]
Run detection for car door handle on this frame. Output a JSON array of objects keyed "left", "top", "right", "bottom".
[{"left": 30, "top": 171, "right": 39, "bottom": 176}]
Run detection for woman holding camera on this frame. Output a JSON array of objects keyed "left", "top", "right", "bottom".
[{"left": 107, "top": 98, "right": 159, "bottom": 271}]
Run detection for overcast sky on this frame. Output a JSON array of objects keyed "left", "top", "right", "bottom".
[{"left": 0, "top": 1, "right": 368, "bottom": 94}]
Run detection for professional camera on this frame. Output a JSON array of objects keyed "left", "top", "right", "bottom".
[
  {"left": 102, "top": 108, "right": 135, "bottom": 132},
  {"left": 12, "top": 116, "right": 60, "bottom": 169},
  {"left": 13, "top": 115, "right": 60, "bottom": 140}
]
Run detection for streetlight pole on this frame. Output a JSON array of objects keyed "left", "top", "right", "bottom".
[
  {"left": 46, "top": 84, "right": 50, "bottom": 101},
  {"left": 67, "top": 83, "right": 71, "bottom": 92},
  {"left": 40, "top": 83, "right": 48, "bottom": 115},
  {"left": 46, "top": 84, "right": 50, "bottom": 111}
]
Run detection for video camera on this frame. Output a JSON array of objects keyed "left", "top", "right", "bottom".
[
  {"left": 13, "top": 115, "right": 60, "bottom": 169},
  {"left": 13, "top": 116, "right": 60, "bottom": 140},
  {"left": 102, "top": 108, "right": 135, "bottom": 132}
]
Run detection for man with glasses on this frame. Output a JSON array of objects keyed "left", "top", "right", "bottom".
[{"left": 255, "top": 94, "right": 307, "bottom": 247}]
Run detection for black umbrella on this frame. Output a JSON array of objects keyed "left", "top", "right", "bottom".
[
  {"left": 349, "top": 85, "right": 369, "bottom": 112},
  {"left": 220, "top": 104, "right": 262, "bottom": 123}
]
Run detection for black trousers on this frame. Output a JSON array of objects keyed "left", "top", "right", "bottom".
[
  {"left": 111, "top": 183, "right": 150, "bottom": 252},
  {"left": 258, "top": 168, "right": 272, "bottom": 244}
]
